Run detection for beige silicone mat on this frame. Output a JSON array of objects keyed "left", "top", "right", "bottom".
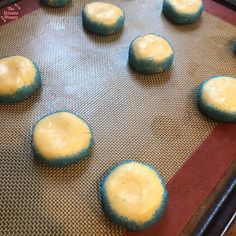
[{"left": 0, "top": 0, "right": 236, "bottom": 235}]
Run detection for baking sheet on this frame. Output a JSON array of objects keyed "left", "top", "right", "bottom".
[{"left": 0, "top": 0, "right": 236, "bottom": 235}]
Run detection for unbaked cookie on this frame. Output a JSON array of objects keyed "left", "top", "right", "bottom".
[
  {"left": 41, "top": 0, "right": 69, "bottom": 8},
  {"left": 197, "top": 76, "right": 236, "bottom": 122},
  {"left": 82, "top": 2, "right": 125, "bottom": 35},
  {"left": 0, "top": 56, "right": 41, "bottom": 103},
  {"left": 31, "top": 111, "right": 94, "bottom": 167},
  {"left": 100, "top": 161, "right": 168, "bottom": 230},
  {"left": 163, "top": 0, "right": 203, "bottom": 24},
  {"left": 129, "top": 34, "right": 174, "bottom": 73}
]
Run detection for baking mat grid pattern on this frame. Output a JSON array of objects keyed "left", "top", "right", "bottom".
[{"left": 0, "top": 0, "right": 236, "bottom": 235}]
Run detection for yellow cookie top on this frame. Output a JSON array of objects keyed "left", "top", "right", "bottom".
[
  {"left": 132, "top": 34, "right": 173, "bottom": 61},
  {"left": 170, "top": 0, "right": 202, "bottom": 14},
  {"left": 202, "top": 76, "right": 236, "bottom": 112},
  {"left": 84, "top": 2, "right": 123, "bottom": 25},
  {"left": 33, "top": 112, "right": 92, "bottom": 160},
  {"left": 0, "top": 56, "right": 36, "bottom": 95},
  {"left": 105, "top": 162, "right": 165, "bottom": 223}
]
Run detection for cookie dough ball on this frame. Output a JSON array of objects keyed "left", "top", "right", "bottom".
[
  {"left": 32, "top": 111, "right": 94, "bottom": 167},
  {"left": 197, "top": 76, "right": 236, "bottom": 122},
  {"left": 0, "top": 56, "right": 41, "bottom": 103},
  {"left": 100, "top": 161, "right": 168, "bottom": 230},
  {"left": 163, "top": 0, "right": 204, "bottom": 24},
  {"left": 129, "top": 34, "right": 174, "bottom": 73},
  {"left": 41, "top": 0, "right": 69, "bottom": 8},
  {"left": 82, "top": 2, "right": 125, "bottom": 35}
]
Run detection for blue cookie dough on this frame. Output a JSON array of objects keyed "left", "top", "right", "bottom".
[
  {"left": 129, "top": 34, "right": 174, "bottom": 73},
  {"left": 31, "top": 111, "right": 94, "bottom": 167},
  {"left": 0, "top": 56, "right": 41, "bottom": 104},
  {"left": 41, "top": 0, "right": 68, "bottom": 8},
  {"left": 197, "top": 76, "right": 236, "bottom": 122},
  {"left": 163, "top": 0, "right": 204, "bottom": 24},
  {"left": 82, "top": 2, "right": 125, "bottom": 35},
  {"left": 100, "top": 160, "right": 168, "bottom": 230},
  {"left": 232, "top": 41, "right": 236, "bottom": 54}
]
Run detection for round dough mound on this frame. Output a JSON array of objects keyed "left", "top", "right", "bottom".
[
  {"left": 197, "top": 76, "right": 236, "bottom": 122},
  {"left": 129, "top": 34, "right": 174, "bottom": 73},
  {"left": 32, "top": 111, "right": 94, "bottom": 167},
  {"left": 0, "top": 56, "right": 41, "bottom": 103},
  {"left": 82, "top": 2, "right": 125, "bottom": 35},
  {"left": 41, "top": 0, "right": 69, "bottom": 8},
  {"left": 100, "top": 161, "right": 168, "bottom": 230},
  {"left": 163, "top": 0, "right": 203, "bottom": 24}
]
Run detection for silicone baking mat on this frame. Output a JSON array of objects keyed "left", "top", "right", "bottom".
[{"left": 0, "top": 0, "right": 236, "bottom": 235}]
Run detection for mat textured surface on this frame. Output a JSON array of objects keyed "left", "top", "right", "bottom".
[{"left": 0, "top": 0, "right": 236, "bottom": 235}]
